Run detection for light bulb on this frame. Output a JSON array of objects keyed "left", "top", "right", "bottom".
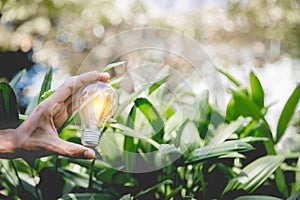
[{"left": 77, "top": 82, "right": 117, "bottom": 148}]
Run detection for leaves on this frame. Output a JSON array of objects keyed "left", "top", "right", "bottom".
[
  {"left": 2, "top": 64, "right": 299, "bottom": 199},
  {"left": 124, "top": 105, "right": 138, "bottom": 172},
  {"left": 134, "top": 98, "right": 165, "bottom": 143},
  {"left": 135, "top": 179, "right": 173, "bottom": 198},
  {"left": 235, "top": 195, "right": 282, "bottom": 200},
  {"left": 186, "top": 140, "right": 254, "bottom": 163},
  {"left": 110, "top": 123, "right": 160, "bottom": 149},
  {"left": 208, "top": 117, "right": 250, "bottom": 145},
  {"left": 9, "top": 68, "right": 26, "bottom": 90},
  {"left": 39, "top": 90, "right": 55, "bottom": 103},
  {"left": 38, "top": 66, "right": 53, "bottom": 103},
  {"left": 288, "top": 189, "right": 300, "bottom": 200},
  {"left": 149, "top": 75, "right": 169, "bottom": 95},
  {"left": 60, "top": 157, "right": 112, "bottom": 170},
  {"left": 102, "top": 61, "right": 125, "bottom": 73},
  {"left": 226, "top": 91, "right": 265, "bottom": 121},
  {"left": 250, "top": 72, "right": 264, "bottom": 109},
  {"left": 25, "top": 66, "right": 53, "bottom": 114},
  {"left": 276, "top": 83, "right": 300, "bottom": 143},
  {"left": 216, "top": 66, "right": 241, "bottom": 87},
  {"left": 59, "top": 193, "right": 111, "bottom": 200},
  {"left": 224, "top": 155, "right": 284, "bottom": 194},
  {"left": 0, "top": 82, "right": 19, "bottom": 128}
]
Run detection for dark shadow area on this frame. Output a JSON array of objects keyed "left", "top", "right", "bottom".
[{"left": 0, "top": 50, "right": 33, "bottom": 80}]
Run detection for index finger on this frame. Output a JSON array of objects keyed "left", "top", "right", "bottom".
[{"left": 50, "top": 71, "right": 110, "bottom": 102}]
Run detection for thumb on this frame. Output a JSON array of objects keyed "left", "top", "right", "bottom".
[{"left": 52, "top": 138, "right": 95, "bottom": 159}]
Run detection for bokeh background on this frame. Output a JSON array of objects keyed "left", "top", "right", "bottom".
[{"left": 0, "top": 0, "right": 299, "bottom": 145}]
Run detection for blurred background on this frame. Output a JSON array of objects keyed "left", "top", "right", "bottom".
[{"left": 0, "top": 0, "right": 299, "bottom": 140}]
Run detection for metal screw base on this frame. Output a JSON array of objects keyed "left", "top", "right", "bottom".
[{"left": 81, "top": 129, "right": 100, "bottom": 148}]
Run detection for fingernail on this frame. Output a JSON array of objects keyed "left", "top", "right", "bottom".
[{"left": 84, "top": 149, "right": 95, "bottom": 159}]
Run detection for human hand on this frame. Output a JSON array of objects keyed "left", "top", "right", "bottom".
[{"left": 12, "top": 71, "right": 110, "bottom": 160}]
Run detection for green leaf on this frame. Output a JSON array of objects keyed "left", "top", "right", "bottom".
[
  {"left": 291, "top": 159, "right": 300, "bottom": 194},
  {"left": 239, "top": 136, "right": 269, "bottom": 143},
  {"left": 134, "top": 98, "right": 165, "bottom": 143},
  {"left": 288, "top": 189, "right": 300, "bottom": 200},
  {"left": 114, "top": 84, "right": 152, "bottom": 118},
  {"left": 186, "top": 140, "right": 254, "bottom": 163},
  {"left": 115, "top": 75, "right": 172, "bottom": 118},
  {"left": 58, "top": 168, "right": 102, "bottom": 189},
  {"left": 59, "top": 193, "right": 111, "bottom": 200},
  {"left": 224, "top": 155, "right": 284, "bottom": 194},
  {"left": 165, "top": 110, "right": 188, "bottom": 137},
  {"left": 25, "top": 96, "right": 39, "bottom": 115},
  {"left": 19, "top": 178, "right": 39, "bottom": 200},
  {"left": 208, "top": 117, "right": 250, "bottom": 145},
  {"left": 109, "top": 76, "right": 128, "bottom": 87},
  {"left": 120, "top": 194, "right": 133, "bottom": 200},
  {"left": 39, "top": 89, "right": 55, "bottom": 103},
  {"left": 110, "top": 123, "right": 160, "bottom": 149},
  {"left": 159, "top": 144, "right": 181, "bottom": 155},
  {"left": 102, "top": 61, "right": 125, "bottom": 73},
  {"left": 149, "top": 75, "right": 169, "bottom": 95},
  {"left": 19, "top": 114, "right": 28, "bottom": 122},
  {"left": 165, "top": 185, "right": 183, "bottom": 200},
  {"left": 9, "top": 68, "right": 26, "bottom": 90},
  {"left": 226, "top": 98, "right": 236, "bottom": 122},
  {"left": 135, "top": 179, "right": 173, "bottom": 198},
  {"left": 227, "top": 91, "right": 265, "bottom": 121},
  {"left": 276, "top": 83, "right": 300, "bottom": 143},
  {"left": 250, "top": 72, "right": 264, "bottom": 108},
  {"left": 38, "top": 67, "right": 53, "bottom": 103},
  {"left": 58, "top": 111, "right": 79, "bottom": 132},
  {"left": 235, "top": 195, "right": 282, "bottom": 200},
  {"left": 60, "top": 156, "right": 112, "bottom": 170},
  {"left": 124, "top": 105, "right": 138, "bottom": 172},
  {"left": 0, "top": 82, "right": 19, "bottom": 128},
  {"left": 25, "top": 67, "right": 53, "bottom": 115},
  {"left": 216, "top": 66, "right": 241, "bottom": 87}
]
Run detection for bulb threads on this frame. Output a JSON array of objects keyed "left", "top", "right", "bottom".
[{"left": 81, "top": 129, "right": 101, "bottom": 148}]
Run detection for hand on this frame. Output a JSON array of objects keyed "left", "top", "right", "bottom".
[{"left": 11, "top": 71, "right": 110, "bottom": 160}]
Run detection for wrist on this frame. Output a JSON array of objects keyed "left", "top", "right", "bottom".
[{"left": 0, "top": 128, "right": 19, "bottom": 158}]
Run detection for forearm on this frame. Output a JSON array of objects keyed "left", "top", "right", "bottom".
[{"left": 0, "top": 129, "right": 18, "bottom": 158}]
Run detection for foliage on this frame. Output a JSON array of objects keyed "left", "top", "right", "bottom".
[{"left": 0, "top": 65, "right": 299, "bottom": 200}]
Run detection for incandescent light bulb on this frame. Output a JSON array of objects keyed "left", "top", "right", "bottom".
[{"left": 77, "top": 82, "right": 117, "bottom": 148}]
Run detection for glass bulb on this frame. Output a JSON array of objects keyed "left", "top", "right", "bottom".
[{"left": 77, "top": 82, "right": 117, "bottom": 148}]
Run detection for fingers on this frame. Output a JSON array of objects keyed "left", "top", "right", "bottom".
[
  {"left": 50, "top": 138, "right": 95, "bottom": 159},
  {"left": 50, "top": 71, "right": 110, "bottom": 102}
]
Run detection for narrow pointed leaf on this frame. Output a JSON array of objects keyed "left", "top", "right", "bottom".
[
  {"left": 102, "top": 61, "right": 125, "bottom": 73},
  {"left": 9, "top": 68, "right": 26, "bottom": 90},
  {"left": 38, "top": 66, "right": 52, "bottom": 103},
  {"left": 187, "top": 140, "right": 254, "bottom": 163},
  {"left": 124, "top": 105, "right": 138, "bottom": 171},
  {"left": 135, "top": 179, "right": 173, "bottom": 198},
  {"left": 288, "top": 189, "right": 300, "bottom": 200},
  {"left": 59, "top": 193, "right": 111, "bottom": 200},
  {"left": 208, "top": 117, "right": 250, "bottom": 145},
  {"left": 235, "top": 195, "right": 282, "bottom": 200},
  {"left": 60, "top": 156, "right": 112, "bottom": 170},
  {"left": 250, "top": 72, "right": 264, "bottom": 108},
  {"left": 224, "top": 155, "right": 284, "bottom": 194},
  {"left": 216, "top": 66, "right": 241, "bottom": 87},
  {"left": 228, "top": 91, "right": 265, "bottom": 121},
  {"left": 276, "top": 83, "right": 300, "bottom": 143},
  {"left": 149, "top": 75, "right": 169, "bottom": 95},
  {"left": 110, "top": 123, "right": 160, "bottom": 149},
  {"left": 134, "top": 98, "right": 165, "bottom": 143},
  {"left": 0, "top": 82, "right": 19, "bottom": 128}
]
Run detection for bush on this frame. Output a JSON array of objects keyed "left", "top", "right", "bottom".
[{"left": 0, "top": 64, "right": 299, "bottom": 200}]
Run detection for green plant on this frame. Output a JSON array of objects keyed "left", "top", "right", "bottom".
[{"left": 0, "top": 64, "right": 299, "bottom": 199}]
